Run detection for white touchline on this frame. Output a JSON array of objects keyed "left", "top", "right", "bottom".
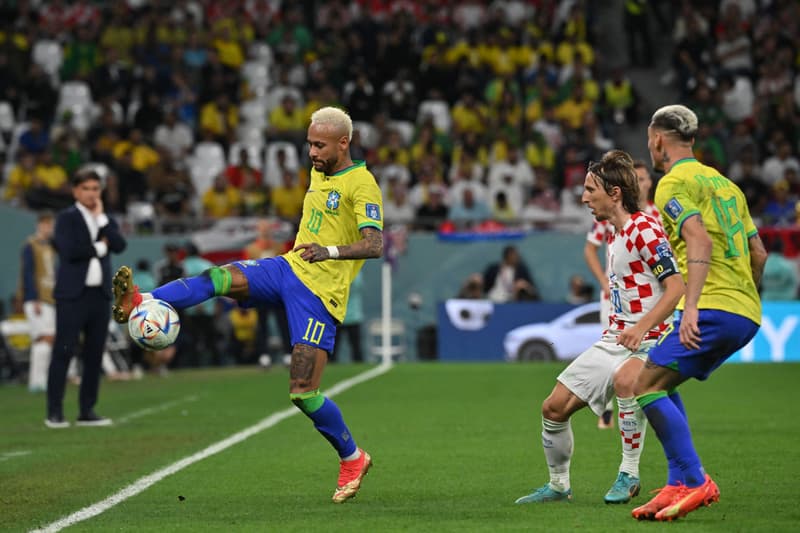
[
  {"left": 115, "top": 395, "right": 200, "bottom": 424},
  {"left": 31, "top": 363, "right": 392, "bottom": 533},
  {"left": 1, "top": 450, "right": 32, "bottom": 462}
]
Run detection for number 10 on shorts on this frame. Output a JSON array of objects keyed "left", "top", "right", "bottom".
[{"left": 302, "top": 318, "right": 326, "bottom": 345}]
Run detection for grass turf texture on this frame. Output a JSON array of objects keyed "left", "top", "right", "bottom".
[{"left": 2, "top": 363, "right": 799, "bottom": 532}]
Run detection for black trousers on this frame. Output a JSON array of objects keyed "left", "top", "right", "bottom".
[{"left": 47, "top": 288, "right": 111, "bottom": 417}]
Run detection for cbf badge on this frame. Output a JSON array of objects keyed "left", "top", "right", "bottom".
[
  {"left": 326, "top": 190, "right": 341, "bottom": 210},
  {"left": 366, "top": 203, "right": 381, "bottom": 221}
]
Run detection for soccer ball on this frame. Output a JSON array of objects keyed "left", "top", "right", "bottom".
[{"left": 127, "top": 299, "right": 181, "bottom": 350}]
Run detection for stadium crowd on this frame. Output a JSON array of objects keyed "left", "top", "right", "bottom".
[
  {"left": 0, "top": 0, "right": 798, "bottom": 235},
  {"left": 0, "top": 0, "right": 624, "bottom": 234}
]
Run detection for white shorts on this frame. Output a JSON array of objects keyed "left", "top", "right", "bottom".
[
  {"left": 23, "top": 301, "right": 55, "bottom": 339},
  {"left": 557, "top": 333, "right": 654, "bottom": 417}
]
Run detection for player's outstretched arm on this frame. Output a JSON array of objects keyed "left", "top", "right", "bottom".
[
  {"left": 748, "top": 233, "right": 767, "bottom": 289},
  {"left": 294, "top": 227, "right": 383, "bottom": 263}
]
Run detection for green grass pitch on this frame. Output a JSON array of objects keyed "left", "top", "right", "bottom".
[{"left": 2, "top": 362, "right": 799, "bottom": 532}]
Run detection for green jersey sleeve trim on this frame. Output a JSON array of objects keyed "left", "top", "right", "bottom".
[
  {"left": 746, "top": 229, "right": 758, "bottom": 238},
  {"left": 358, "top": 222, "right": 382, "bottom": 231},
  {"left": 676, "top": 210, "right": 701, "bottom": 238}
]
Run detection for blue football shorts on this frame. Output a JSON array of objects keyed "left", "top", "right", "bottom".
[
  {"left": 233, "top": 256, "right": 337, "bottom": 353},
  {"left": 648, "top": 309, "right": 759, "bottom": 380}
]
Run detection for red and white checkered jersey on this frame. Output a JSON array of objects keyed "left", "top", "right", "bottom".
[
  {"left": 606, "top": 211, "right": 679, "bottom": 337},
  {"left": 585, "top": 201, "right": 661, "bottom": 247}
]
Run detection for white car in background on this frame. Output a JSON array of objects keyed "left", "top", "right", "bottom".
[{"left": 504, "top": 302, "right": 603, "bottom": 361}]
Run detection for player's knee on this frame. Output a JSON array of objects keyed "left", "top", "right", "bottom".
[
  {"left": 541, "top": 397, "right": 565, "bottom": 421},
  {"left": 203, "top": 266, "right": 232, "bottom": 296},
  {"left": 613, "top": 372, "right": 636, "bottom": 398},
  {"left": 290, "top": 389, "right": 325, "bottom": 414}
]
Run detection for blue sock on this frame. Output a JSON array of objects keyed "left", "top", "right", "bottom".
[
  {"left": 152, "top": 276, "right": 214, "bottom": 309},
  {"left": 642, "top": 396, "right": 705, "bottom": 487},
  {"left": 305, "top": 397, "right": 357, "bottom": 458},
  {"left": 669, "top": 390, "right": 687, "bottom": 420}
]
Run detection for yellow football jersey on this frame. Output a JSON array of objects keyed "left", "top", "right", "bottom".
[
  {"left": 655, "top": 158, "right": 761, "bottom": 324},
  {"left": 283, "top": 161, "right": 383, "bottom": 322}
]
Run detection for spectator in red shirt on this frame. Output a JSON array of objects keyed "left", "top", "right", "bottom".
[{"left": 225, "top": 147, "right": 263, "bottom": 189}]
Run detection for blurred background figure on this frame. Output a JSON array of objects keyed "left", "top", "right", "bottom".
[
  {"left": 760, "top": 239, "right": 799, "bottom": 301},
  {"left": 19, "top": 212, "right": 56, "bottom": 392}
]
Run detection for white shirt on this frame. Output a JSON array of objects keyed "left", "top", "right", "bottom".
[{"left": 75, "top": 201, "right": 109, "bottom": 287}]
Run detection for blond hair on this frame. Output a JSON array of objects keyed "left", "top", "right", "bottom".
[
  {"left": 310, "top": 106, "right": 353, "bottom": 141},
  {"left": 650, "top": 104, "right": 698, "bottom": 142}
]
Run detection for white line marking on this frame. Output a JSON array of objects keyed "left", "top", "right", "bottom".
[
  {"left": 31, "top": 363, "right": 393, "bottom": 533},
  {"left": 115, "top": 395, "right": 200, "bottom": 424},
  {"left": 1, "top": 450, "right": 32, "bottom": 462}
]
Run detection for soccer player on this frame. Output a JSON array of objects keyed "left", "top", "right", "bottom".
[
  {"left": 112, "top": 107, "right": 383, "bottom": 503},
  {"left": 515, "top": 150, "right": 684, "bottom": 505},
  {"left": 631, "top": 105, "right": 767, "bottom": 521},
  {"left": 585, "top": 160, "right": 661, "bottom": 429}
]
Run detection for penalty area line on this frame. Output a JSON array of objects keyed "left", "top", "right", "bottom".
[{"left": 31, "top": 362, "right": 393, "bottom": 533}]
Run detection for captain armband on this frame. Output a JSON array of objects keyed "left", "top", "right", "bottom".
[{"left": 651, "top": 256, "right": 680, "bottom": 282}]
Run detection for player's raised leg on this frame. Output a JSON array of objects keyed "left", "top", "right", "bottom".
[{"left": 112, "top": 264, "right": 248, "bottom": 323}]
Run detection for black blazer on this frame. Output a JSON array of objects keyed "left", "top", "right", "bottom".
[{"left": 53, "top": 205, "right": 127, "bottom": 300}]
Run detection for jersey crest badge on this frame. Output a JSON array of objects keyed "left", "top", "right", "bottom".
[
  {"left": 366, "top": 203, "right": 381, "bottom": 221},
  {"left": 655, "top": 241, "right": 672, "bottom": 258},
  {"left": 664, "top": 197, "right": 684, "bottom": 220},
  {"left": 326, "top": 190, "right": 341, "bottom": 210}
]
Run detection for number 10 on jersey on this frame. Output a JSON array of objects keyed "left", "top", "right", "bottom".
[{"left": 302, "top": 318, "right": 326, "bottom": 345}]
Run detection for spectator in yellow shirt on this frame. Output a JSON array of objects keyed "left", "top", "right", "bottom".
[
  {"left": 200, "top": 94, "right": 238, "bottom": 147},
  {"left": 268, "top": 95, "right": 306, "bottom": 146},
  {"left": 112, "top": 129, "right": 160, "bottom": 173},
  {"left": 555, "top": 85, "right": 594, "bottom": 131},
  {"left": 202, "top": 174, "right": 241, "bottom": 219},
  {"left": 452, "top": 92, "right": 489, "bottom": 136},
  {"left": 271, "top": 170, "right": 305, "bottom": 225},
  {"left": 4, "top": 151, "right": 37, "bottom": 204},
  {"left": 212, "top": 25, "right": 244, "bottom": 70},
  {"left": 227, "top": 306, "right": 259, "bottom": 364},
  {"left": 25, "top": 152, "right": 71, "bottom": 210}
]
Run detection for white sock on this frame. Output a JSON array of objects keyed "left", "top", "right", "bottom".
[
  {"left": 617, "top": 396, "right": 647, "bottom": 478},
  {"left": 542, "top": 417, "right": 572, "bottom": 492},
  {"left": 28, "top": 341, "right": 51, "bottom": 391},
  {"left": 342, "top": 449, "right": 361, "bottom": 461}
]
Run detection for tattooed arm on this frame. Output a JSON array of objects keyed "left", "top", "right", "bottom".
[
  {"left": 335, "top": 226, "right": 383, "bottom": 259},
  {"left": 678, "top": 214, "right": 712, "bottom": 350},
  {"left": 294, "top": 226, "right": 383, "bottom": 263}
]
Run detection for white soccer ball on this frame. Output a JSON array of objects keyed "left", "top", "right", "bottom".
[{"left": 127, "top": 299, "right": 181, "bottom": 350}]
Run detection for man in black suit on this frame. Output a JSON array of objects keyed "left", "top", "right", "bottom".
[{"left": 46, "top": 170, "right": 127, "bottom": 428}]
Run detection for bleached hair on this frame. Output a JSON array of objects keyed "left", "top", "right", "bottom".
[
  {"left": 310, "top": 106, "right": 353, "bottom": 141},
  {"left": 650, "top": 104, "right": 698, "bottom": 142}
]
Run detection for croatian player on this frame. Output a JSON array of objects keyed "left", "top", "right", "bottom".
[
  {"left": 631, "top": 105, "right": 767, "bottom": 521},
  {"left": 112, "top": 107, "right": 383, "bottom": 503},
  {"left": 516, "top": 150, "right": 684, "bottom": 505},
  {"left": 585, "top": 160, "right": 662, "bottom": 429}
]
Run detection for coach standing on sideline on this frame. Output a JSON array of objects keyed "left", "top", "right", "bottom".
[{"left": 46, "top": 170, "right": 126, "bottom": 428}]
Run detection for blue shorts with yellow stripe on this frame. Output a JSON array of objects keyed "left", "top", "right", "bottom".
[
  {"left": 649, "top": 309, "right": 759, "bottom": 380},
  {"left": 233, "top": 256, "right": 337, "bottom": 353}
]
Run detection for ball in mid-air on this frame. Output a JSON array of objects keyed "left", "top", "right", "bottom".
[{"left": 128, "top": 299, "right": 180, "bottom": 350}]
